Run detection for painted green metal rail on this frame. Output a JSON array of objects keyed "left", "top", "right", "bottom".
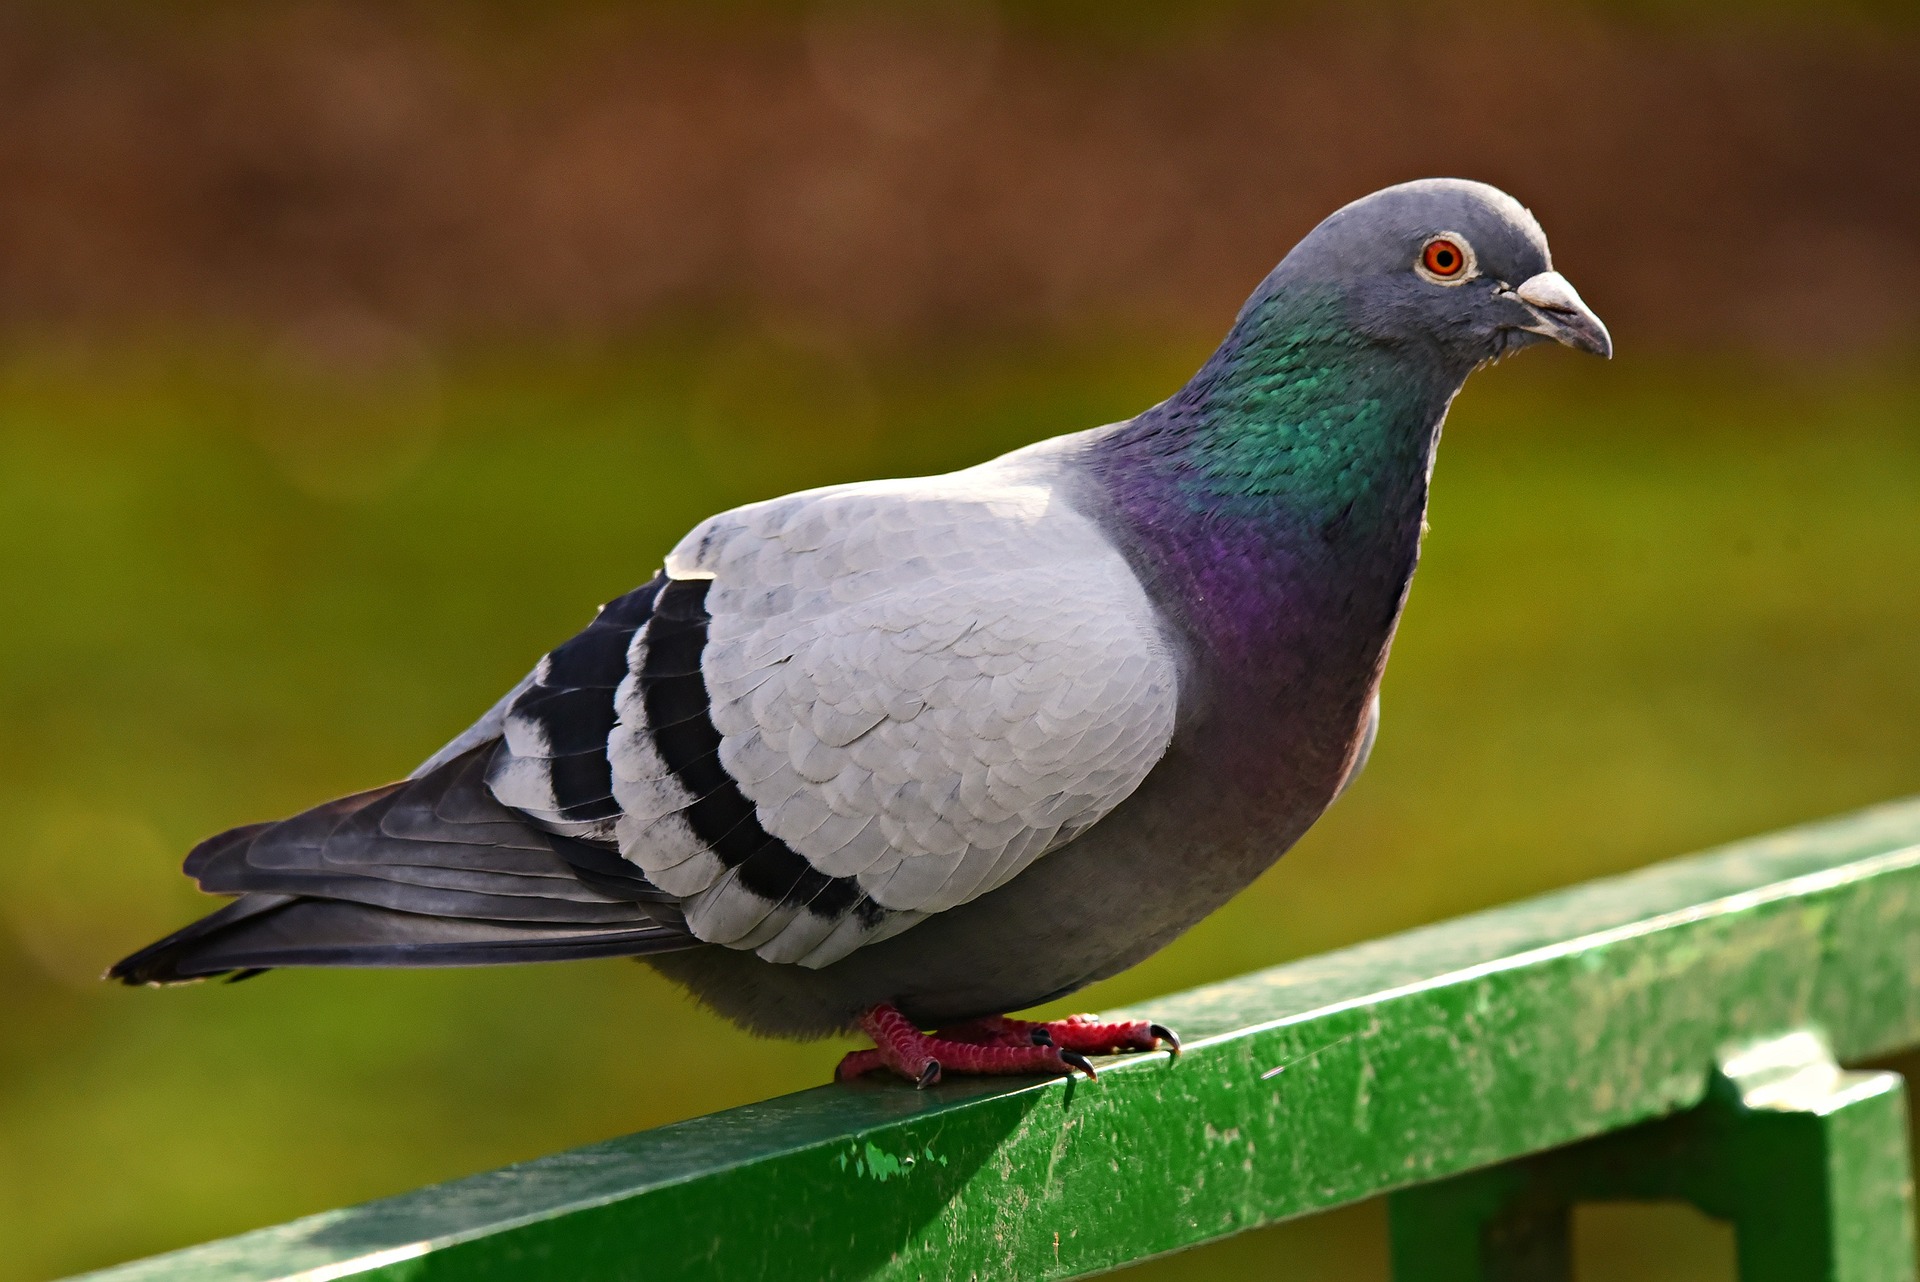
[{"left": 74, "top": 800, "right": 1920, "bottom": 1282}]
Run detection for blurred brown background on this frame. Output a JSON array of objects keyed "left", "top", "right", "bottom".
[
  {"left": 2, "top": 1, "right": 1915, "bottom": 353},
  {"left": 3, "top": 3, "right": 1918, "bottom": 1280}
]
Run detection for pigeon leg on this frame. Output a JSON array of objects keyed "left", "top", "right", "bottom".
[{"left": 834, "top": 1003, "right": 1099, "bottom": 1088}]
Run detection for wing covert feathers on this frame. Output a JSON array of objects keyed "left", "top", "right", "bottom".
[{"left": 626, "top": 458, "right": 1179, "bottom": 968}]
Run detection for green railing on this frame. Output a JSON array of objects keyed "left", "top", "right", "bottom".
[{"left": 73, "top": 800, "right": 1920, "bottom": 1282}]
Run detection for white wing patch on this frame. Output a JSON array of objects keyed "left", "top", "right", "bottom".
[{"left": 627, "top": 453, "right": 1179, "bottom": 968}]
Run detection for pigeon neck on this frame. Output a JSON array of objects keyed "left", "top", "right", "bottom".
[{"left": 1087, "top": 286, "right": 1460, "bottom": 684}]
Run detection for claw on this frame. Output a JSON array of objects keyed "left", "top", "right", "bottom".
[
  {"left": 1029, "top": 1025, "right": 1054, "bottom": 1046},
  {"left": 1150, "top": 1023, "right": 1182, "bottom": 1059},
  {"left": 1059, "top": 1049, "right": 1098, "bottom": 1079},
  {"left": 916, "top": 1060, "right": 942, "bottom": 1090}
]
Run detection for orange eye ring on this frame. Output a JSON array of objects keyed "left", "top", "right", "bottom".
[{"left": 1421, "top": 238, "right": 1466, "bottom": 278}]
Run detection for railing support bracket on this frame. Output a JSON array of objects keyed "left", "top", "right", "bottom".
[{"left": 1388, "top": 1031, "right": 1918, "bottom": 1281}]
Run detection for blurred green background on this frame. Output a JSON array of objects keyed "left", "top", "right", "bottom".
[{"left": 2, "top": 2, "right": 1918, "bottom": 1279}]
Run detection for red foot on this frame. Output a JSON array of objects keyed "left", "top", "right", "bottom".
[
  {"left": 834, "top": 1004, "right": 1180, "bottom": 1088},
  {"left": 997, "top": 1013, "right": 1181, "bottom": 1058}
]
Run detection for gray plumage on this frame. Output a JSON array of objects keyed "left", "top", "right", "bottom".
[{"left": 112, "top": 179, "right": 1609, "bottom": 1040}]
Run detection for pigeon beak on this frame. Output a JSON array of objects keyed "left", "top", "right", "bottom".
[{"left": 1512, "top": 271, "right": 1613, "bottom": 358}]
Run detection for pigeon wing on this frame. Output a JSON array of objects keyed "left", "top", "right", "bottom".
[
  {"left": 116, "top": 455, "right": 1177, "bottom": 984},
  {"left": 513, "top": 461, "right": 1181, "bottom": 970}
]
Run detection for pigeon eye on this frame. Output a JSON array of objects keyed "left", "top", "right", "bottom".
[{"left": 1419, "top": 237, "right": 1470, "bottom": 282}]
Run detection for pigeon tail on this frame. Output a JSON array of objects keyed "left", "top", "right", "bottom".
[
  {"left": 108, "top": 892, "right": 692, "bottom": 985},
  {"left": 108, "top": 893, "right": 298, "bottom": 985},
  {"left": 109, "top": 746, "right": 701, "bottom": 985}
]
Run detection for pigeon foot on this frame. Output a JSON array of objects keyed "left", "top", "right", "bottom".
[{"left": 834, "top": 1004, "right": 1179, "bottom": 1088}]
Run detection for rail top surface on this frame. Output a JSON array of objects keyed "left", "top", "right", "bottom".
[{"left": 74, "top": 798, "right": 1920, "bottom": 1282}]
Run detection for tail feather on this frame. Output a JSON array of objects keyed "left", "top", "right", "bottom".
[
  {"left": 109, "top": 893, "right": 689, "bottom": 985},
  {"left": 109, "top": 744, "right": 699, "bottom": 986},
  {"left": 108, "top": 893, "right": 298, "bottom": 984}
]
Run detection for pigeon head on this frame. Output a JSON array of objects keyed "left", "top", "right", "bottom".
[
  {"left": 1089, "top": 178, "right": 1612, "bottom": 675},
  {"left": 1261, "top": 177, "right": 1611, "bottom": 368}
]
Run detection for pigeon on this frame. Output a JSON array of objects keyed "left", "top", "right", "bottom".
[{"left": 112, "top": 179, "right": 1610, "bottom": 1086}]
